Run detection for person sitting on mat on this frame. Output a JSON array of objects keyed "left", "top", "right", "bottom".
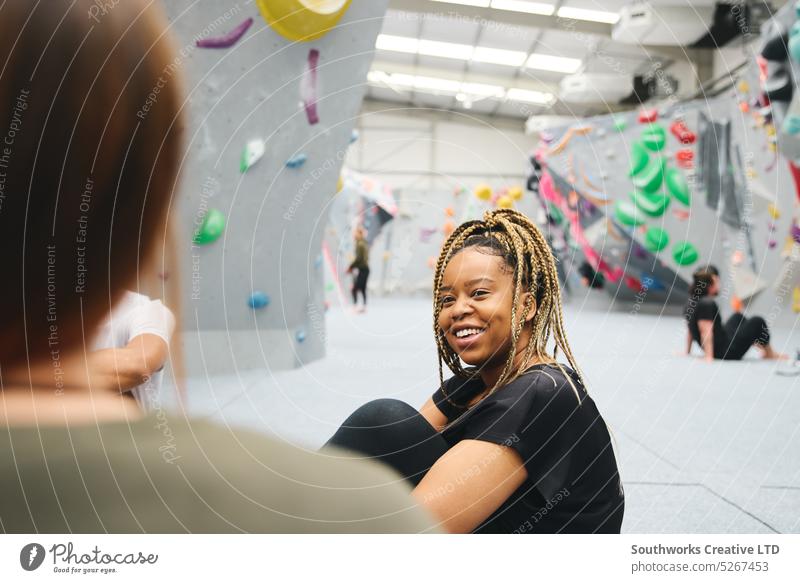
[
  {"left": 684, "top": 265, "right": 785, "bottom": 361},
  {"left": 326, "top": 209, "right": 624, "bottom": 534}
]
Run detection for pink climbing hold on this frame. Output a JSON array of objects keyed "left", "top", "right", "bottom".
[
  {"left": 302, "top": 49, "right": 320, "bottom": 125},
  {"left": 196, "top": 18, "right": 253, "bottom": 48}
]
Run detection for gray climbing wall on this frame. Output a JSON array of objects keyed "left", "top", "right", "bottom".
[
  {"left": 161, "top": 0, "right": 389, "bottom": 375},
  {"left": 537, "top": 0, "right": 800, "bottom": 325}
]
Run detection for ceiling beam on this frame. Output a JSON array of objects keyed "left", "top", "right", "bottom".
[{"left": 387, "top": 0, "right": 612, "bottom": 36}]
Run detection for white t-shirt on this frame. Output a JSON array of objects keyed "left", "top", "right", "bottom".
[{"left": 92, "top": 291, "right": 175, "bottom": 409}]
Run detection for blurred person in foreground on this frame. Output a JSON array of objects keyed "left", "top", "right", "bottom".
[{"left": 0, "top": 0, "right": 432, "bottom": 533}]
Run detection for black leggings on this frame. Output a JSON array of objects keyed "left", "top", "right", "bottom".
[
  {"left": 325, "top": 399, "right": 450, "bottom": 487},
  {"left": 722, "top": 313, "right": 771, "bottom": 360},
  {"left": 351, "top": 267, "right": 369, "bottom": 305}
]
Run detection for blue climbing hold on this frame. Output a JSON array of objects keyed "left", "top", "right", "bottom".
[
  {"left": 296, "top": 329, "right": 306, "bottom": 343},
  {"left": 315, "top": 254, "right": 323, "bottom": 269},
  {"left": 784, "top": 115, "right": 800, "bottom": 136},
  {"left": 286, "top": 153, "right": 308, "bottom": 168},
  {"left": 248, "top": 291, "right": 270, "bottom": 309},
  {"left": 350, "top": 129, "right": 359, "bottom": 144}
]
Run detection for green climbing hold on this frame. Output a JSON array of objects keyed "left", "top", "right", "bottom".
[
  {"left": 613, "top": 116, "right": 627, "bottom": 132},
  {"left": 325, "top": 282, "right": 335, "bottom": 292},
  {"left": 614, "top": 199, "right": 645, "bottom": 227},
  {"left": 672, "top": 241, "right": 699, "bottom": 266},
  {"left": 632, "top": 157, "right": 666, "bottom": 193},
  {"left": 193, "top": 208, "right": 226, "bottom": 245},
  {"left": 641, "top": 124, "right": 667, "bottom": 152},
  {"left": 665, "top": 168, "right": 691, "bottom": 206},
  {"left": 548, "top": 202, "right": 564, "bottom": 226},
  {"left": 628, "top": 142, "right": 650, "bottom": 177},
  {"left": 631, "top": 189, "right": 670, "bottom": 217},
  {"left": 644, "top": 228, "right": 670, "bottom": 252}
]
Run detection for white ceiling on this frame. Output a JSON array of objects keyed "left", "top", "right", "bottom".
[{"left": 365, "top": 0, "right": 723, "bottom": 119}]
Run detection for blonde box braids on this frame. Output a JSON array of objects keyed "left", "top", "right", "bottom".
[{"left": 433, "top": 209, "right": 584, "bottom": 413}]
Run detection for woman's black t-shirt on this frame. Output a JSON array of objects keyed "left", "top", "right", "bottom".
[
  {"left": 684, "top": 296, "right": 727, "bottom": 359},
  {"left": 431, "top": 364, "right": 624, "bottom": 534}
]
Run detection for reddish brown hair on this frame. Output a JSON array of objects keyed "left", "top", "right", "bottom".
[{"left": 0, "top": 0, "right": 184, "bottom": 368}]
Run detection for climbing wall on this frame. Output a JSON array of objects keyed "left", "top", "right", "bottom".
[
  {"left": 162, "top": 0, "right": 389, "bottom": 375},
  {"left": 535, "top": 2, "right": 800, "bottom": 322}
]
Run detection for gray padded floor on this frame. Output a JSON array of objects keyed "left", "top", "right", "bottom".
[{"left": 170, "top": 298, "right": 800, "bottom": 533}]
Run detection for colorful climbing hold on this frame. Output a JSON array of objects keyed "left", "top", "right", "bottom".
[
  {"left": 255, "top": 0, "right": 352, "bottom": 42},
  {"left": 285, "top": 153, "right": 308, "bottom": 168},
  {"left": 325, "top": 282, "right": 335, "bottom": 292},
  {"left": 638, "top": 108, "right": 658, "bottom": 124},
  {"left": 672, "top": 241, "right": 699, "bottom": 266},
  {"left": 445, "top": 207, "right": 455, "bottom": 217},
  {"left": 613, "top": 116, "right": 627, "bottom": 132},
  {"left": 240, "top": 139, "right": 265, "bottom": 173},
  {"left": 669, "top": 120, "right": 696, "bottom": 144},
  {"left": 427, "top": 256, "right": 436, "bottom": 269},
  {"left": 641, "top": 124, "right": 667, "bottom": 152},
  {"left": 665, "top": 168, "right": 691, "bottom": 206},
  {"left": 737, "top": 79, "right": 750, "bottom": 93},
  {"left": 248, "top": 291, "right": 270, "bottom": 309},
  {"left": 193, "top": 208, "right": 226, "bottom": 245},
  {"left": 731, "top": 250, "right": 744, "bottom": 266},
  {"left": 614, "top": 199, "right": 645, "bottom": 227},
  {"left": 296, "top": 329, "right": 306, "bottom": 343},
  {"left": 196, "top": 17, "right": 253, "bottom": 48},
  {"left": 442, "top": 220, "right": 456, "bottom": 236},
  {"left": 474, "top": 184, "right": 492, "bottom": 201},
  {"left": 496, "top": 196, "right": 514, "bottom": 209},
  {"left": 731, "top": 295, "right": 744, "bottom": 313},
  {"left": 794, "top": 287, "right": 800, "bottom": 312},
  {"left": 336, "top": 174, "right": 344, "bottom": 193},
  {"left": 631, "top": 189, "right": 670, "bottom": 217},
  {"left": 783, "top": 115, "right": 800, "bottom": 136},
  {"left": 676, "top": 149, "right": 694, "bottom": 169},
  {"left": 644, "top": 228, "right": 670, "bottom": 253},
  {"left": 632, "top": 157, "right": 666, "bottom": 193},
  {"left": 302, "top": 49, "right": 320, "bottom": 125},
  {"left": 768, "top": 204, "right": 781, "bottom": 220},
  {"left": 508, "top": 186, "right": 523, "bottom": 201},
  {"left": 547, "top": 203, "right": 564, "bottom": 226},
  {"left": 350, "top": 129, "right": 359, "bottom": 143},
  {"left": 629, "top": 142, "right": 650, "bottom": 176}
]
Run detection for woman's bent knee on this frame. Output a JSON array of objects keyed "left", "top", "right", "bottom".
[{"left": 345, "top": 398, "right": 417, "bottom": 429}]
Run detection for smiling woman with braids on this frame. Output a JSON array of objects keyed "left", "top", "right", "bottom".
[{"left": 326, "top": 209, "right": 624, "bottom": 533}]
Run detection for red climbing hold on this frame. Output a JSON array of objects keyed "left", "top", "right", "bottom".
[
  {"left": 638, "top": 108, "right": 658, "bottom": 123},
  {"left": 670, "top": 120, "right": 696, "bottom": 144},
  {"left": 676, "top": 149, "right": 694, "bottom": 169}
]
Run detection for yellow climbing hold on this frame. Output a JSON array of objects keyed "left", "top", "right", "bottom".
[
  {"left": 474, "top": 184, "right": 492, "bottom": 201},
  {"left": 737, "top": 79, "right": 750, "bottom": 93},
  {"left": 336, "top": 174, "right": 344, "bottom": 193},
  {"left": 794, "top": 287, "right": 800, "bottom": 313},
  {"left": 256, "top": 0, "right": 352, "bottom": 42},
  {"left": 508, "top": 186, "right": 523, "bottom": 201},
  {"left": 768, "top": 203, "right": 780, "bottom": 220},
  {"left": 497, "top": 196, "right": 514, "bottom": 209}
]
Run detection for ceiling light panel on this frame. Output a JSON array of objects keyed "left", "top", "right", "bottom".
[
  {"left": 375, "top": 34, "right": 419, "bottom": 53},
  {"left": 556, "top": 6, "right": 620, "bottom": 24},
  {"left": 418, "top": 39, "right": 475, "bottom": 60},
  {"left": 472, "top": 46, "right": 527, "bottom": 67},
  {"left": 430, "top": 0, "right": 491, "bottom": 7},
  {"left": 506, "top": 87, "right": 555, "bottom": 104},
  {"left": 490, "top": 0, "right": 554, "bottom": 16},
  {"left": 526, "top": 53, "right": 582, "bottom": 73}
]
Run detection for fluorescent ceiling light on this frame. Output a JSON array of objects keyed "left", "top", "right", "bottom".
[
  {"left": 418, "top": 39, "right": 475, "bottom": 60},
  {"left": 490, "top": 0, "right": 554, "bottom": 16},
  {"left": 461, "top": 82, "right": 506, "bottom": 97},
  {"left": 526, "top": 53, "right": 581, "bottom": 73},
  {"left": 472, "top": 46, "right": 527, "bottom": 67},
  {"left": 430, "top": 0, "right": 491, "bottom": 6},
  {"left": 506, "top": 87, "right": 555, "bottom": 104},
  {"left": 375, "top": 34, "right": 419, "bottom": 54},
  {"left": 557, "top": 6, "right": 620, "bottom": 24},
  {"left": 413, "top": 75, "right": 462, "bottom": 93}
]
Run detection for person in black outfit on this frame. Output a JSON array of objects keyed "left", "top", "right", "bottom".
[
  {"left": 326, "top": 210, "right": 624, "bottom": 534},
  {"left": 684, "top": 266, "right": 785, "bottom": 361},
  {"left": 347, "top": 227, "right": 370, "bottom": 312}
]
